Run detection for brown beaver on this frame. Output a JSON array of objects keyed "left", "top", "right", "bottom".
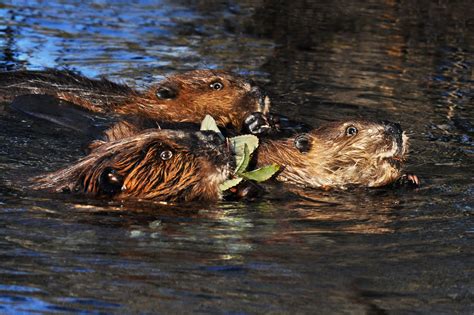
[
  {"left": 256, "top": 119, "right": 417, "bottom": 188},
  {"left": 32, "top": 119, "right": 416, "bottom": 203},
  {"left": 33, "top": 129, "right": 234, "bottom": 202},
  {"left": 0, "top": 69, "right": 271, "bottom": 133}
]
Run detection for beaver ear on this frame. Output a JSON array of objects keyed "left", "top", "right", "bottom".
[
  {"left": 155, "top": 85, "right": 177, "bottom": 100},
  {"left": 294, "top": 134, "right": 311, "bottom": 153},
  {"left": 98, "top": 167, "right": 124, "bottom": 196}
]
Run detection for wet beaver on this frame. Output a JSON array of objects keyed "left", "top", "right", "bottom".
[
  {"left": 34, "top": 129, "right": 234, "bottom": 202},
  {"left": 256, "top": 119, "right": 416, "bottom": 188},
  {"left": 33, "top": 119, "right": 416, "bottom": 203},
  {"left": 0, "top": 69, "right": 271, "bottom": 133}
]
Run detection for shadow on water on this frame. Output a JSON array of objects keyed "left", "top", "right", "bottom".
[{"left": 0, "top": 0, "right": 473, "bottom": 313}]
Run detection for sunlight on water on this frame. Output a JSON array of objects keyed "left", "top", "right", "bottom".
[{"left": 0, "top": 0, "right": 473, "bottom": 313}]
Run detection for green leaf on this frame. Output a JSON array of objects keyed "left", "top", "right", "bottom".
[
  {"left": 240, "top": 164, "right": 280, "bottom": 182},
  {"left": 219, "top": 177, "right": 243, "bottom": 191},
  {"left": 200, "top": 115, "right": 224, "bottom": 140},
  {"left": 235, "top": 143, "right": 250, "bottom": 174},
  {"left": 230, "top": 135, "right": 259, "bottom": 156},
  {"left": 230, "top": 135, "right": 259, "bottom": 174}
]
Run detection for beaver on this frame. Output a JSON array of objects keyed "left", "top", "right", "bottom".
[
  {"left": 0, "top": 69, "right": 272, "bottom": 133},
  {"left": 256, "top": 119, "right": 417, "bottom": 188},
  {"left": 32, "top": 119, "right": 416, "bottom": 203},
  {"left": 33, "top": 129, "right": 234, "bottom": 202}
]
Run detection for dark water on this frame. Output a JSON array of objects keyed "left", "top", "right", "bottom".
[{"left": 0, "top": 0, "right": 473, "bottom": 313}]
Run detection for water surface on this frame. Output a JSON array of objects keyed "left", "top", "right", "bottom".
[{"left": 0, "top": 0, "right": 473, "bottom": 313}]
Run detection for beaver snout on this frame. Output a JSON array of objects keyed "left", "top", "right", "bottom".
[
  {"left": 382, "top": 120, "right": 402, "bottom": 136},
  {"left": 197, "top": 131, "right": 224, "bottom": 144},
  {"left": 250, "top": 85, "right": 263, "bottom": 98},
  {"left": 194, "top": 131, "right": 233, "bottom": 168},
  {"left": 249, "top": 86, "right": 270, "bottom": 114},
  {"left": 382, "top": 120, "right": 405, "bottom": 156}
]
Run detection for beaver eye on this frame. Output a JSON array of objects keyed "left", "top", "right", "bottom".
[
  {"left": 210, "top": 81, "right": 223, "bottom": 91},
  {"left": 345, "top": 126, "right": 358, "bottom": 136},
  {"left": 156, "top": 86, "right": 177, "bottom": 100},
  {"left": 294, "top": 134, "right": 311, "bottom": 153},
  {"left": 160, "top": 150, "right": 173, "bottom": 160}
]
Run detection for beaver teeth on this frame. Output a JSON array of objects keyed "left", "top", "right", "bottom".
[
  {"left": 263, "top": 95, "right": 271, "bottom": 114},
  {"left": 383, "top": 131, "right": 409, "bottom": 162}
]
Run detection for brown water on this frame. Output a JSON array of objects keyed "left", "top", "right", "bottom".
[{"left": 0, "top": 1, "right": 473, "bottom": 313}]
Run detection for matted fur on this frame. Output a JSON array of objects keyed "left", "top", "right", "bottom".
[
  {"left": 0, "top": 69, "right": 268, "bottom": 131},
  {"left": 258, "top": 120, "right": 409, "bottom": 188},
  {"left": 34, "top": 130, "right": 233, "bottom": 202}
]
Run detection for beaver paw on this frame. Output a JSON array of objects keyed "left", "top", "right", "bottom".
[
  {"left": 224, "top": 181, "right": 265, "bottom": 201},
  {"left": 397, "top": 173, "right": 420, "bottom": 188},
  {"left": 243, "top": 112, "right": 272, "bottom": 135}
]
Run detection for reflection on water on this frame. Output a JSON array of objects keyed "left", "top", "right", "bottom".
[
  {"left": 0, "top": 0, "right": 473, "bottom": 313},
  {"left": 0, "top": 0, "right": 273, "bottom": 83}
]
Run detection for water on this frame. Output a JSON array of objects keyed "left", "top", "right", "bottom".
[{"left": 0, "top": 0, "right": 473, "bottom": 313}]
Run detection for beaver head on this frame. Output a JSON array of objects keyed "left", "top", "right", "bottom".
[
  {"left": 258, "top": 119, "right": 409, "bottom": 188},
  {"left": 34, "top": 130, "right": 234, "bottom": 202},
  {"left": 132, "top": 70, "right": 270, "bottom": 131}
]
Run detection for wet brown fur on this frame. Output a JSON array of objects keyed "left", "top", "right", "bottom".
[
  {"left": 0, "top": 69, "right": 268, "bottom": 131},
  {"left": 257, "top": 120, "right": 409, "bottom": 188},
  {"left": 34, "top": 129, "right": 233, "bottom": 202},
  {"left": 33, "top": 120, "right": 409, "bottom": 201}
]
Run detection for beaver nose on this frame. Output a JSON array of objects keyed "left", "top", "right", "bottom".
[
  {"left": 250, "top": 85, "right": 262, "bottom": 97},
  {"left": 250, "top": 86, "right": 269, "bottom": 113},
  {"left": 382, "top": 120, "right": 402, "bottom": 136},
  {"left": 198, "top": 131, "right": 225, "bottom": 145}
]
